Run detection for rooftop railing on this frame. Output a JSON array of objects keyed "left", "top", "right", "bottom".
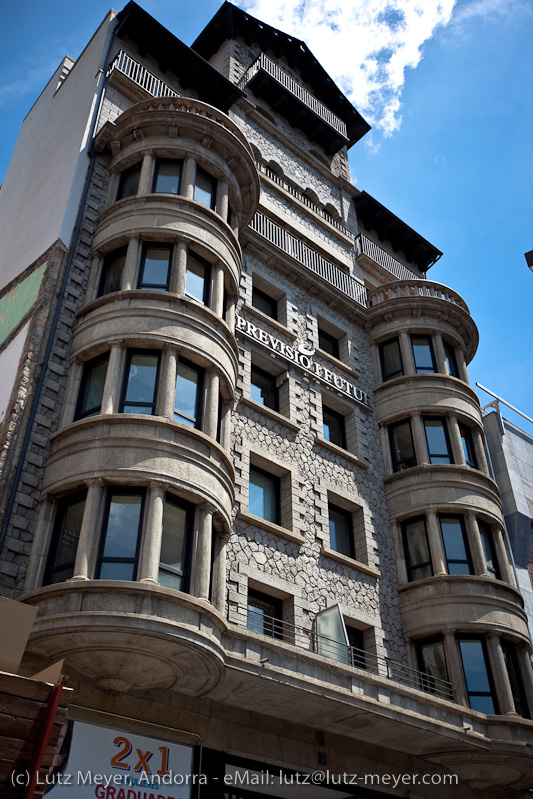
[
  {"left": 250, "top": 212, "right": 367, "bottom": 307},
  {"left": 107, "top": 50, "right": 180, "bottom": 99},
  {"left": 355, "top": 233, "right": 420, "bottom": 281},
  {"left": 240, "top": 54, "right": 348, "bottom": 139},
  {"left": 237, "top": 606, "right": 455, "bottom": 703}
]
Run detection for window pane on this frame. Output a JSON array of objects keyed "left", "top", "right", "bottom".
[
  {"left": 250, "top": 365, "right": 277, "bottom": 410},
  {"left": 122, "top": 353, "right": 159, "bottom": 414},
  {"left": 323, "top": 406, "right": 346, "bottom": 448},
  {"left": 99, "top": 562, "right": 136, "bottom": 581},
  {"left": 444, "top": 342, "right": 459, "bottom": 377},
  {"left": 329, "top": 504, "right": 354, "bottom": 558},
  {"left": 380, "top": 338, "right": 403, "bottom": 381},
  {"left": 389, "top": 420, "right": 416, "bottom": 471},
  {"left": 159, "top": 500, "right": 188, "bottom": 591},
  {"left": 440, "top": 516, "right": 472, "bottom": 575},
  {"left": 501, "top": 641, "right": 530, "bottom": 717},
  {"left": 48, "top": 496, "right": 86, "bottom": 583},
  {"left": 424, "top": 418, "right": 452, "bottom": 464},
  {"left": 247, "top": 590, "right": 283, "bottom": 639},
  {"left": 252, "top": 286, "right": 277, "bottom": 319},
  {"left": 76, "top": 356, "right": 109, "bottom": 419},
  {"left": 117, "top": 163, "right": 141, "bottom": 200},
  {"left": 318, "top": 329, "right": 339, "bottom": 359},
  {"left": 98, "top": 251, "right": 126, "bottom": 296},
  {"left": 194, "top": 169, "right": 216, "bottom": 208},
  {"left": 139, "top": 246, "right": 171, "bottom": 289},
  {"left": 479, "top": 522, "right": 499, "bottom": 578},
  {"left": 153, "top": 160, "right": 181, "bottom": 194},
  {"left": 186, "top": 255, "right": 208, "bottom": 303},
  {"left": 460, "top": 424, "right": 478, "bottom": 468},
  {"left": 459, "top": 638, "right": 496, "bottom": 714},
  {"left": 249, "top": 467, "right": 278, "bottom": 523},
  {"left": 102, "top": 494, "right": 142, "bottom": 560},
  {"left": 411, "top": 335, "right": 436, "bottom": 373},
  {"left": 174, "top": 362, "right": 201, "bottom": 427},
  {"left": 403, "top": 518, "right": 433, "bottom": 581}
]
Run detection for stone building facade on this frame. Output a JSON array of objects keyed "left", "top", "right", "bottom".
[{"left": 0, "top": 2, "right": 532, "bottom": 796}]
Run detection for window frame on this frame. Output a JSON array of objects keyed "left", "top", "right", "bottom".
[
  {"left": 44, "top": 491, "right": 87, "bottom": 585},
  {"left": 318, "top": 327, "right": 340, "bottom": 360},
  {"left": 252, "top": 285, "right": 278, "bottom": 320},
  {"left": 322, "top": 404, "right": 347, "bottom": 449},
  {"left": 401, "top": 516, "right": 434, "bottom": 582},
  {"left": 423, "top": 416, "right": 454, "bottom": 465},
  {"left": 74, "top": 353, "right": 110, "bottom": 421},
  {"left": 458, "top": 635, "right": 499, "bottom": 714},
  {"left": 250, "top": 363, "right": 279, "bottom": 411},
  {"left": 194, "top": 166, "right": 217, "bottom": 210},
  {"left": 459, "top": 423, "right": 478, "bottom": 469},
  {"left": 97, "top": 248, "right": 127, "bottom": 297},
  {"left": 173, "top": 357, "right": 204, "bottom": 429},
  {"left": 152, "top": 158, "right": 183, "bottom": 195},
  {"left": 248, "top": 464, "right": 281, "bottom": 526},
  {"left": 411, "top": 334, "right": 437, "bottom": 374},
  {"left": 158, "top": 493, "right": 195, "bottom": 593},
  {"left": 185, "top": 251, "right": 211, "bottom": 306},
  {"left": 95, "top": 487, "right": 145, "bottom": 581},
  {"left": 439, "top": 514, "right": 473, "bottom": 575},
  {"left": 346, "top": 625, "right": 366, "bottom": 670},
  {"left": 116, "top": 162, "right": 141, "bottom": 201},
  {"left": 389, "top": 418, "right": 417, "bottom": 472},
  {"left": 379, "top": 337, "right": 404, "bottom": 382},
  {"left": 478, "top": 521, "right": 501, "bottom": 579},
  {"left": 444, "top": 341, "right": 460, "bottom": 378},
  {"left": 137, "top": 243, "right": 173, "bottom": 291},
  {"left": 247, "top": 588, "right": 283, "bottom": 640},
  {"left": 119, "top": 349, "right": 161, "bottom": 416},
  {"left": 415, "top": 636, "right": 450, "bottom": 696},
  {"left": 328, "top": 502, "right": 355, "bottom": 560}
]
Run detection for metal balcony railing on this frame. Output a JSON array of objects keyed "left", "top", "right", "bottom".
[
  {"left": 240, "top": 54, "right": 348, "bottom": 139},
  {"left": 250, "top": 212, "right": 367, "bottom": 307},
  {"left": 107, "top": 50, "right": 180, "bottom": 99},
  {"left": 355, "top": 233, "right": 420, "bottom": 281},
  {"left": 257, "top": 163, "right": 353, "bottom": 238},
  {"left": 237, "top": 606, "right": 454, "bottom": 702}
]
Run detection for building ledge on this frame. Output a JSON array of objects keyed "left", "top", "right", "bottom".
[
  {"left": 320, "top": 546, "right": 380, "bottom": 577},
  {"left": 237, "top": 510, "right": 305, "bottom": 545},
  {"left": 238, "top": 396, "right": 300, "bottom": 432},
  {"left": 314, "top": 436, "right": 369, "bottom": 469}
]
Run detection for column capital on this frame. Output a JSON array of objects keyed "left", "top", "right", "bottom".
[
  {"left": 149, "top": 479, "right": 170, "bottom": 493},
  {"left": 84, "top": 478, "right": 105, "bottom": 490}
]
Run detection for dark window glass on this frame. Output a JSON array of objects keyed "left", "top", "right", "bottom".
[
  {"left": 379, "top": 337, "right": 403, "bottom": 381},
  {"left": 250, "top": 365, "right": 278, "bottom": 411},
  {"left": 194, "top": 167, "right": 216, "bottom": 209},
  {"left": 416, "top": 637, "right": 450, "bottom": 696},
  {"left": 478, "top": 521, "right": 500, "bottom": 579},
  {"left": 153, "top": 159, "right": 182, "bottom": 194},
  {"left": 44, "top": 492, "right": 86, "bottom": 584},
  {"left": 249, "top": 466, "right": 280, "bottom": 524},
  {"left": 423, "top": 417, "right": 453, "bottom": 464},
  {"left": 389, "top": 419, "right": 416, "bottom": 471},
  {"left": 252, "top": 286, "right": 277, "bottom": 320},
  {"left": 75, "top": 354, "right": 109, "bottom": 420},
  {"left": 346, "top": 626, "right": 366, "bottom": 670},
  {"left": 411, "top": 335, "right": 436, "bottom": 374},
  {"left": 459, "top": 423, "right": 478, "bottom": 469},
  {"left": 174, "top": 359, "right": 203, "bottom": 428},
  {"left": 444, "top": 341, "right": 460, "bottom": 378},
  {"left": 247, "top": 589, "right": 283, "bottom": 639},
  {"left": 98, "top": 249, "right": 126, "bottom": 297},
  {"left": 458, "top": 637, "right": 498, "bottom": 714},
  {"left": 159, "top": 495, "right": 193, "bottom": 592},
  {"left": 186, "top": 253, "right": 210, "bottom": 305},
  {"left": 323, "top": 405, "right": 346, "bottom": 449},
  {"left": 120, "top": 351, "right": 160, "bottom": 415},
  {"left": 329, "top": 503, "right": 354, "bottom": 559},
  {"left": 137, "top": 244, "right": 172, "bottom": 290},
  {"left": 216, "top": 392, "right": 223, "bottom": 444},
  {"left": 439, "top": 515, "right": 472, "bottom": 575},
  {"left": 117, "top": 162, "right": 141, "bottom": 200},
  {"left": 318, "top": 328, "right": 340, "bottom": 359},
  {"left": 402, "top": 517, "right": 433, "bottom": 582},
  {"left": 501, "top": 640, "right": 530, "bottom": 718},
  {"left": 96, "top": 490, "right": 144, "bottom": 581}
]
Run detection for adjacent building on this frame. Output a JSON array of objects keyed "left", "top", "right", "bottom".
[{"left": 0, "top": 2, "right": 532, "bottom": 796}]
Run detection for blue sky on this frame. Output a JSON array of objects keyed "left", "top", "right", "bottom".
[{"left": 1, "top": 0, "right": 532, "bottom": 431}]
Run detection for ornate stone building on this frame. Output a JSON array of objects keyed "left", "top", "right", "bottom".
[{"left": 0, "top": 2, "right": 532, "bottom": 796}]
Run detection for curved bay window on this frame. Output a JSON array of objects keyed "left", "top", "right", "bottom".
[
  {"left": 159, "top": 495, "right": 194, "bottom": 591},
  {"left": 389, "top": 419, "right": 416, "bottom": 472},
  {"left": 402, "top": 517, "right": 433, "bottom": 582},
  {"left": 174, "top": 359, "right": 203, "bottom": 428},
  {"left": 379, "top": 337, "right": 403, "bottom": 382},
  {"left": 137, "top": 244, "right": 172, "bottom": 290},
  {"left": 459, "top": 423, "right": 478, "bottom": 469},
  {"left": 44, "top": 492, "right": 86, "bottom": 584},
  {"left": 119, "top": 351, "right": 160, "bottom": 415},
  {"left": 153, "top": 158, "right": 182, "bottom": 195},
  {"left": 117, "top": 162, "right": 141, "bottom": 200},
  {"left": 416, "top": 637, "right": 449, "bottom": 696},
  {"left": 96, "top": 489, "right": 145, "bottom": 580},
  {"left": 479, "top": 521, "right": 501, "bottom": 579},
  {"left": 458, "top": 636, "right": 498, "bottom": 714},
  {"left": 186, "top": 252, "right": 211, "bottom": 305},
  {"left": 74, "top": 353, "right": 109, "bottom": 420},
  {"left": 439, "top": 515, "right": 472, "bottom": 575},
  {"left": 194, "top": 167, "right": 217, "bottom": 210},
  {"left": 411, "top": 334, "right": 436, "bottom": 374},
  {"left": 423, "top": 417, "right": 453, "bottom": 465},
  {"left": 98, "top": 249, "right": 126, "bottom": 297},
  {"left": 443, "top": 340, "right": 460, "bottom": 378}
]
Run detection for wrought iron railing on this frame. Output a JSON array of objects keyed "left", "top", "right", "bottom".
[
  {"left": 250, "top": 212, "right": 367, "bottom": 307},
  {"left": 355, "top": 233, "right": 419, "bottom": 281},
  {"left": 237, "top": 606, "right": 454, "bottom": 702},
  {"left": 240, "top": 54, "right": 348, "bottom": 139},
  {"left": 107, "top": 50, "right": 180, "bottom": 99}
]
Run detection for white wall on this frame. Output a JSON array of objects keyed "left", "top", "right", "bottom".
[
  {"left": 0, "top": 11, "right": 117, "bottom": 292},
  {"left": 0, "top": 321, "right": 30, "bottom": 425}
]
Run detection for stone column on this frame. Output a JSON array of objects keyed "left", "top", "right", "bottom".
[
  {"left": 158, "top": 346, "right": 178, "bottom": 419},
  {"left": 472, "top": 428, "right": 490, "bottom": 475},
  {"left": 100, "top": 343, "right": 125, "bottom": 414},
  {"left": 171, "top": 241, "right": 188, "bottom": 296},
  {"left": 211, "top": 532, "right": 229, "bottom": 613},
  {"left": 443, "top": 633, "right": 469, "bottom": 707},
  {"left": 448, "top": 413, "right": 465, "bottom": 466},
  {"left": 399, "top": 330, "right": 415, "bottom": 375},
  {"left": 138, "top": 481, "right": 167, "bottom": 584},
  {"left": 392, "top": 521, "right": 408, "bottom": 585},
  {"left": 411, "top": 413, "right": 429, "bottom": 466},
  {"left": 138, "top": 150, "right": 155, "bottom": 195},
  {"left": 434, "top": 333, "right": 447, "bottom": 374},
  {"left": 70, "top": 479, "right": 105, "bottom": 581},
  {"left": 465, "top": 512, "right": 488, "bottom": 576},
  {"left": 182, "top": 156, "right": 196, "bottom": 200},
  {"left": 121, "top": 236, "right": 141, "bottom": 291},
  {"left": 426, "top": 511, "right": 447, "bottom": 576},
  {"left": 456, "top": 349, "right": 469, "bottom": 384},
  {"left": 59, "top": 358, "right": 83, "bottom": 427},
  {"left": 379, "top": 424, "right": 393, "bottom": 474},
  {"left": 204, "top": 370, "right": 220, "bottom": 439},
  {"left": 85, "top": 253, "right": 103, "bottom": 304},
  {"left": 212, "top": 262, "right": 225, "bottom": 317},
  {"left": 24, "top": 496, "right": 54, "bottom": 591},
  {"left": 221, "top": 400, "right": 232, "bottom": 451},
  {"left": 486, "top": 633, "right": 518, "bottom": 716},
  {"left": 216, "top": 179, "right": 229, "bottom": 221},
  {"left": 493, "top": 526, "right": 515, "bottom": 585},
  {"left": 225, "top": 294, "right": 236, "bottom": 331},
  {"left": 194, "top": 505, "right": 213, "bottom": 600},
  {"left": 105, "top": 171, "right": 120, "bottom": 209}
]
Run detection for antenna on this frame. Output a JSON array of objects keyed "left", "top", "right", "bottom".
[{"left": 476, "top": 383, "right": 533, "bottom": 425}]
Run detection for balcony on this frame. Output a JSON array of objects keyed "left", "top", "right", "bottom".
[
  {"left": 240, "top": 54, "right": 350, "bottom": 155},
  {"left": 107, "top": 50, "right": 180, "bottom": 100},
  {"left": 368, "top": 279, "right": 470, "bottom": 312},
  {"left": 250, "top": 212, "right": 367, "bottom": 307},
  {"left": 355, "top": 232, "right": 421, "bottom": 281}
]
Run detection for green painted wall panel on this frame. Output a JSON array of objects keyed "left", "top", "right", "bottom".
[{"left": 0, "top": 263, "right": 47, "bottom": 347}]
